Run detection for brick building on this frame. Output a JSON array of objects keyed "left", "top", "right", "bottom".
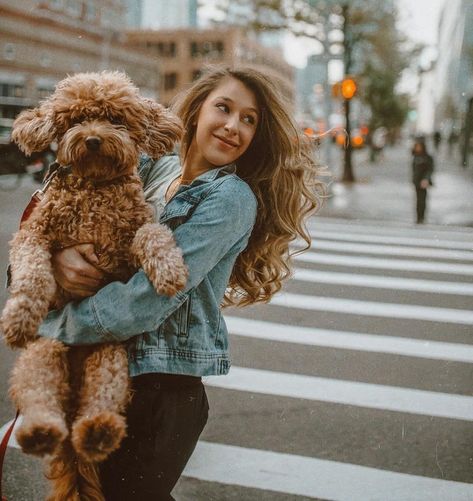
[
  {"left": 0, "top": 0, "right": 160, "bottom": 142},
  {"left": 126, "top": 27, "right": 295, "bottom": 107}
]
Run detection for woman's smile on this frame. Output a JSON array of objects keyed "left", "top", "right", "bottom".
[{"left": 213, "top": 134, "right": 239, "bottom": 149}]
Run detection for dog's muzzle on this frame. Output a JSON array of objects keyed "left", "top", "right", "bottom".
[{"left": 85, "top": 136, "right": 102, "bottom": 151}]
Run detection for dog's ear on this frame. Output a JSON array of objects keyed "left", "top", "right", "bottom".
[
  {"left": 141, "top": 99, "right": 183, "bottom": 158},
  {"left": 11, "top": 106, "right": 56, "bottom": 155}
]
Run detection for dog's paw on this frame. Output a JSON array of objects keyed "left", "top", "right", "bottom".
[
  {"left": 16, "top": 416, "right": 68, "bottom": 457},
  {"left": 71, "top": 412, "right": 126, "bottom": 463},
  {"left": 146, "top": 255, "right": 188, "bottom": 296},
  {"left": 1, "top": 296, "right": 38, "bottom": 348}
]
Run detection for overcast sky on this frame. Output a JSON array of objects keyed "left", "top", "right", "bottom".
[
  {"left": 199, "top": 0, "right": 447, "bottom": 76},
  {"left": 396, "top": 0, "right": 445, "bottom": 47}
]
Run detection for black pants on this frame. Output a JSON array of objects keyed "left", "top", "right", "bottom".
[
  {"left": 415, "top": 187, "right": 427, "bottom": 223},
  {"left": 101, "top": 373, "right": 209, "bottom": 501}
]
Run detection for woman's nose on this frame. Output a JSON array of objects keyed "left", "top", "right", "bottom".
[{"left": 224, "top": 115, "right": 238, "bottom": 134}]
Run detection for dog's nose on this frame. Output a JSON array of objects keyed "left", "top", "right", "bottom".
[{"left": 85, "top": 136, "right": 102, "bottom": 151}]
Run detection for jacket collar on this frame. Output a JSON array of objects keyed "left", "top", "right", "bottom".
[{"left": 190, "top": 163, "right": 237, "bottom": 185}]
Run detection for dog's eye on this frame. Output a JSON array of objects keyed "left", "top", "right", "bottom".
[{"left": 109, "top": 117, "right": 122, "bottom": 125}]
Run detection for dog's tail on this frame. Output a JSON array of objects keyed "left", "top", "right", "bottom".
[{"left": 45, "top": 441, "right": 104, "bottom": 501}]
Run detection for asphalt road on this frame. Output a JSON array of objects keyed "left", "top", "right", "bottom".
[{"left": 1, "top": 174, "right": 473, "bottom": 500}]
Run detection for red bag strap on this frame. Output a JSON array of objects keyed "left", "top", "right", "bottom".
[{"left": 0, "top": 411, "right": 20, "bottom": 501}]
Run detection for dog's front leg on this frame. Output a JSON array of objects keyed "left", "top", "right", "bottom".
[
  {"left": 131, "top": 223, "right": 188, "bottom": 296},
  {"left": 1, "top": 228, "right": 56, "bottom": 348}
]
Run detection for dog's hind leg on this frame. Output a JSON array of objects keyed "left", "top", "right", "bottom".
[
  {"left": 10, "top": 338, "right": 69, "bottom": 457},
  {"left": 71, "top": 344, "right": 130, "bottom": 463},
  {"left": 131, "top": 222, "right": 188, "bottom": 296}
]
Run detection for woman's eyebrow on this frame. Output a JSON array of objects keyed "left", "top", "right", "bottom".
[{"left": 215, "top": 96, "right": 258, "bottom": 114}]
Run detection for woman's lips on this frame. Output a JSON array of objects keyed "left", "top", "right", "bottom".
[{"left": 213, "top": 134, "right": 238, "bottom": 148}]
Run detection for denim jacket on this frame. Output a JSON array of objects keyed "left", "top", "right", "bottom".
[{"left": 38, "top": 155, "right": 257, "bottom": 377}]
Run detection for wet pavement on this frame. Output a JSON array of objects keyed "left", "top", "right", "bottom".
[{"left": 318, "top": 142, "right": 473, "bottom": 228}]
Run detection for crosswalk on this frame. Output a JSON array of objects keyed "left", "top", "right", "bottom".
[
  {"left": 182, "top": 217, "right": 473, "bottom": 500},
  {"left": 1, "top": 217, "right": 472, "bottom": 500}
]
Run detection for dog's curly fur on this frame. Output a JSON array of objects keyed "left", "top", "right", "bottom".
[{"left": 0, "top": 71, "right": 187, "bottom": 500}]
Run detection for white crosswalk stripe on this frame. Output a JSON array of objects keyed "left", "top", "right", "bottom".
[
  {"left": 271, "top": 292, "right": 473, "bottom": 324},
  {"left": 184, "top": 442, "right": 473, "bottom": 501},
  {"left": 307, "top": 239, "right": 473, "bottom": 260},
  {"left": 205, "top": 366, "right": 473, "bottom": 421},
  {"left": 307, "top": 229, "right": 473, "bottom": 250},
  {"left": 225, "top": 316, "right": 473, "bottom": 363},
  {"left": 293, "top": 267, "right": 473, "bottom": 295},
  {"left": 295, "top": 250, "right": 473, "bottom": 274}
]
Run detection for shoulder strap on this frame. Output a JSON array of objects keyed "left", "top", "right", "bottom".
[{"left": 0, "top": 411, "right": 20, "bottom": 501}]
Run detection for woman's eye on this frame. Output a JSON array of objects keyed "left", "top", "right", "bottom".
[
  {"left": 216, "top": 103, "right": 229, "bottom": 113},
  {"left": 243, "top": 115, "right": 256, "bottom": 125}
]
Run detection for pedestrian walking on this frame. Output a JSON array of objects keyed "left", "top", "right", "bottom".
[
  {"left": 412, "top": 139, "right": 434, "bottom": 224},
  {"left": 36, "top": 66, "right": 325, "bottom": 500},
  {"left": 433, "top": 130, "right": 442, "bottom": 152}
]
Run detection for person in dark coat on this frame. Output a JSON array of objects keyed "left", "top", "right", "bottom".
[{"left": 412, "top": 140, "right": 434, "bottom": 224}]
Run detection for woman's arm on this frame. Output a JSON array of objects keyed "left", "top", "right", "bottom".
[{"left": 38, "top": 178, "right": 257, "bottom": 345}]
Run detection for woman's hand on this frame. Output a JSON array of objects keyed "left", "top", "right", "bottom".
[
  {"left": 420, "top": 179, "right": 430, "bottom": 189},
  {"left": 52, "top": 244, "right": 106, "bottom": 298}
]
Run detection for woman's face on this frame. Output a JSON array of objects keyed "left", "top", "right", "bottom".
[
  {"left": 414, "top": 143, "right": 424, "bottom": 154},
  {"left": 191, "top": 77, "right": 259, "bottom": 170}
]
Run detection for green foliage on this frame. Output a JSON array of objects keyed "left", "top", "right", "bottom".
[{"left": 209, "top": 0, "right": 414, "bottom": 134}]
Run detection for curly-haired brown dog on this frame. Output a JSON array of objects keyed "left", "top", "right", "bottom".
[{"left": 0, "top": 71, "right": 187, "bottom": 500}]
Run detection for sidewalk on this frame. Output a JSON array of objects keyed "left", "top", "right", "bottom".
[{"left": 317, "top": 143, "right": 473, "bottom": 228}]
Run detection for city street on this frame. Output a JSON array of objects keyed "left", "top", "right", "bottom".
[{"left": 1, "top": 167, "right": 472, "bottom": 500}]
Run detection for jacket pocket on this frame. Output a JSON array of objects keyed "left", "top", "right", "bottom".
[
  {"left": 159, "top": 195, "right": 198, "bottom": 229},
  {"left": 176, "top": 295, "right": 192, "bottom": 347}
]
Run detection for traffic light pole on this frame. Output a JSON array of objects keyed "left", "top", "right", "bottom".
[
  {"left": 343, "top": 96, "right": 354, "bottom": 181},
  {"left": 341, "top": 2, "right": 355, "bottom": 182}
]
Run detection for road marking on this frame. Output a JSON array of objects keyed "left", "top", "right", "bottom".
[
  {"left": 304, "top": 239, "right": 473, "bottom": 261},
  {"left": 270, "top": 292, "right": 473, "bottom": 325},
  {"left": 293, "top": 268, "right": 473, "bottom": 295},
  {"left": 307, "top": 229, "right": 473, "bottom": 251},
  {"left": 294, "top": 251, "right": 473, "bottom": 275},
  {"left": 185, "top": 441, "right": 473, "bottom": 500},
  {"left": 308, "top": 218, "right": 473, "bottom": 242},
  {"left": 2, "top": 422, "right": 472, "bottom": 501},
  {"left": 206, "top": 367, "right": 473, "bottom": 421},
  {"left": 225, "top": 316, "right": 473, "bottom": 363}
]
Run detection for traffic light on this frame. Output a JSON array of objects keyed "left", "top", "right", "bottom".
[{"left": 341, "top": 78, "right": 357, "bottom": 99}]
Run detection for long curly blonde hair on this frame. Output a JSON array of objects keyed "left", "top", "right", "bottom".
[{"left": 172, "top": 66, "right": 325, "bottom": 307}]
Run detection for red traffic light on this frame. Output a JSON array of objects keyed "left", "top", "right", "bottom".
[{"left": 341, "top": 78, "right": 357, "bottom": 99}]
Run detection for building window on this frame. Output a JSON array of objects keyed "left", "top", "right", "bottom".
[
  {"left": 189, "top": 40, "right": 224, "bottom": 60},
  {"left": 37, "top": 87, "right": 54, "bottom": 99},
  {"left": 164, "top": 72, "right": 178, "bottom": 91},
  {"left": 0, "top": 83, "right": 25, "bottom": 98},
  {"left": 159, "top": 42, "right": 176, "bottom": 57},
  {"left": 146, "top": 42, "right": 177, "bottom": 58},
  {"left": 3, "top": 43, "right": 16, "bottom": 61}
]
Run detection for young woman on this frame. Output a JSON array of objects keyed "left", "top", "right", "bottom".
[
  {"left": 411, "top": 139, "right": 434, "bottom": 224},
  {"left": 39, "top": 66, "right": 325, "bottom": 500}
]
